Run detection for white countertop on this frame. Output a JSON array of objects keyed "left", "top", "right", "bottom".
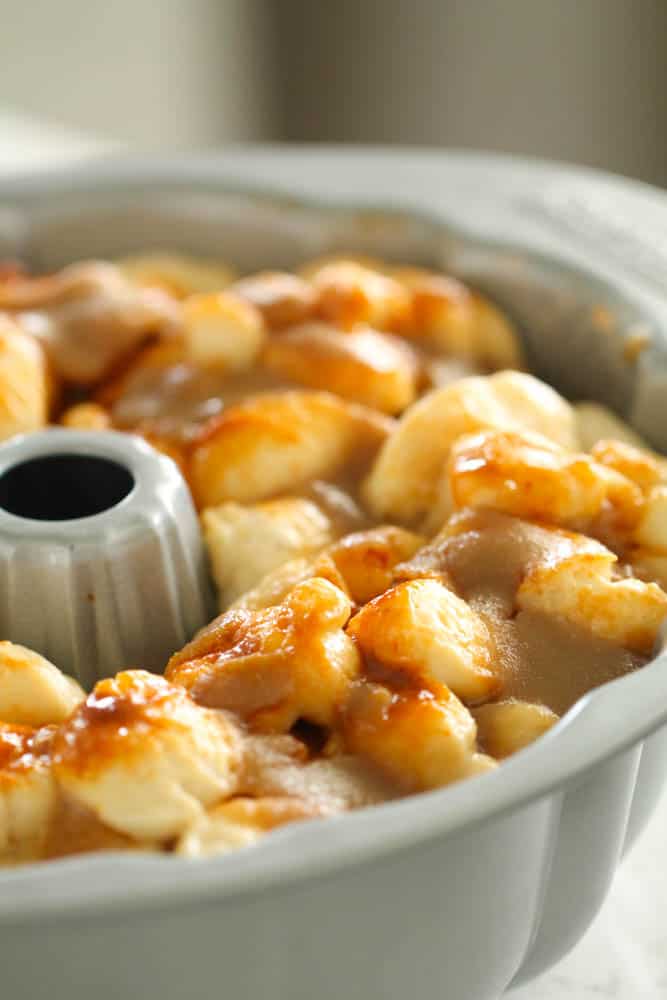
[
  {"left": 510, "top": 792, "right": 667, "bottom": 999},
  {"left": 0, "top": 114, "right": 665, "bottom": 999}
]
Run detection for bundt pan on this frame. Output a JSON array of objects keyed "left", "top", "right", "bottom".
[
  {"left": 0, "top": 428, "right": 212, "bottom": 688},
  {"left": 0, "top": 151, "right": 666, "bottom": 1000}
]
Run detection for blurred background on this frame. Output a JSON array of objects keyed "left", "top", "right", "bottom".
[{"left": 0, "top": 0, "right": 665, "bottom": 185}]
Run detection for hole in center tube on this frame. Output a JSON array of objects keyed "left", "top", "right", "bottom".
[{"left": 0, "top": 454, "right": 135, "bottom": 521}]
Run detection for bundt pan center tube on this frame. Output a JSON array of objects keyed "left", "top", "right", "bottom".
[
  {"left": 0, "top": 151, "right": 667, "bottom": 1000},
  {"left": 0, "top": 429, "right": 212, "bottom": 688}
]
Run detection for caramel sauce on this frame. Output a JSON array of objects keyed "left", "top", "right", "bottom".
[
  {"left": 187, "top": 655, "right": 294, "bottom": 721},
  {"left": 359, "top": 655, "right": 426, "bottom": 694},
  {"left": 52, "top": 672, "right": 186, "bottom": 777},
  {"left": 239, "top": 733, "right": 395, "bottom": 809},
  {"left": 1, "top": 255, "right": 660, "bottom": 864},
  {"left": 0, "top": 723, "right": 55, "bottom": 775},
  {"left": 168, "top": 608, "right": 272, "bottom": 670},
  {"left": 231, "top": 271, "right": 317, "bottom": 329},
  {"left": 489, "top": 608, "right": 641, "bottom": 716},
  {"left": 43, "top": 795, "right": 146, "bottom": 859},
  {"left": 108, "top": 360, "right": 293, "bottom": 443},
  {"left": 166, "top": 605, "right": 297, "bottom": 720},
  {"left": 1, "top": 262, "right": 179, "bottom": 384},
  {"left": 399, "top": 510, "right": 645, "bottom": 715},
  {"left": 303, "top": 480, "right": 370, "bottom": 535}
]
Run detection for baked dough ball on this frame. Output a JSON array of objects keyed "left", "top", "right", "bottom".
[
  {"left": 167, "top": 578, "right": 361, "bottom": 733},
  {"left": 575, "top": 402, "right": 648, "bottom": 451},
  {"left": 0, "top": 315, "right": 48, "bottom": 440},
  {"left": 342, "top": 681, "right": 489, "bottom": 792},
  {"left": 182, "top": 292, "right": 266, "bottom": 371},
  {"left": 230, "top": 271, "right": 316, "bottom": 329},
  {"left": 392, "top": 267, "right": 523, "bottom": 370},
  {"left": 298, "top": 254, "right": 384, "bottom": 279},
  {"left": 469, "top": 294, "right": 525, "bottom": 371},
  {"left": 53, "top": 670, "right": 243, "bottom": 841},
  {"left": 0, "top": 723, "right": 57, "bottom": 862},
  {"left": 230, "top": 556, "right": 334, "bottom": 613},
  {"left": 0, "top": 261, "right": 179, "bottom": 384},
  {"left": 347, "top": 578, "right": 498, "bottom": 702},
  {"left": 363, "top": 370, "right": 578, "bottom": 526},
  {"left": 392, "top": 267, "right": 474, "bottom": 352},
  {"left": 202, "top": 497, "right": 335, "bottom": 608},
  {"left": 413, "top": 506, "right": 667, "bottom": 654},
  {"left": 582, "top": 444, "right": 667, "bottom": 578},
  {"left": 176, "top": 795, "right": 326, "bottom": 856},
  {"left": 517, "top": 544, "right": 667, "bottom": 654},
  {"left": 310, "top": 260, "right": 412, "bottom": 331},
  {"left": 634, "top": 486, "right": 667, "bottom": 552},
  {"left": 116, "top": 252, "right": 236, "bottom": 298},
  {"left": 230, "top": 525, "right": 424, "bottom": 611},
  {"left": 189, "top": 390, "right": 392, "bottom": 509},
  {"left": 318, "top": 525, "right": 425, "bottom": 606},
  {"left": 263, "top": 322, "right": 418, "bottom": 415},
  {"left": 629, "top": 548, "right": 667, "bottom": 592},
  {"left": 60, "top": 401, "right": 112, "bottom": 430},
  {"left": 298, "top": 254, "right": 385, "bottom": 281},
  {"left": 0, "top": 642, "right": 84, "bottom": 727},
  {"left": 447, "top": 429, "right": 642, "bottom": 531},
  {"left": 95, "top": 338, "right": 240, "bottom": 462},
  {"left": 95, "top": 336, "right": 184, "bottom": 407},
  {"left": 177, "top": 745, "right": 399, "bottom": 857},
  {"left": 473, "top": 700, "right": 559, "bottom": 759},
  {"left": 590, "top": 439, "right": 667, "bottom": 494}
]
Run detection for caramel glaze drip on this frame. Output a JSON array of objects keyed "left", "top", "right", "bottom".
[
  {"left": 99, "top": 345, "right": 295, "bottom": 444},
  {"left": 0, "top": 723, "right": 55, "bottom": 774},
  {"left": 396, "top": 509, "right": 644, "bottom": 715}
]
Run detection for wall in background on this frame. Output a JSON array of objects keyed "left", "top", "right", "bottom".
[
  {"left": 0, "top": 0, "right": 279, "bottom": 147},
  {"left": 0, "top": 0, "right": 665, "bottom": 186},
  {"left": 276, "top": 0, "right": 667, "bottom": 186}
]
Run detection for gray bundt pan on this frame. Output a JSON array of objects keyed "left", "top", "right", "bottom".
[{"left": 0, "top": 151, "right": 665, "bottom": 1000}]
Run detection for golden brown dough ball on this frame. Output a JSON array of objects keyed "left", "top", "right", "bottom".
[
  {"left": 447, "top": 428, "right": 642, "bottom": 532},
  {"left": 0, "top": 642, "right": 84, "bottom": 727},
  {"left": 53, "top": 670, "right": 243, "bottom": 841},
  {"left": 262, "top": 322, "right": 419, "bottom": 414},
  {"left": 363, "top": 370, "right": 578, "bottom": 528},
  {"left": 392, "top": 267, "right": 524, "bottom": 370},
  {"left": 310, "top": 261, "right": 412, "bottom": 331},
  {"left": 227, "top": 525, "right": 424, "bottom": 612},
  {"left": 176, "top": 795, "right": 326, "bottom": 856},
  {"left": 202, "top": 497, "right": 335, "bottom": 609},
  {"left": 182, "top": 292, "right": 266, "bottom": 371},
  {"left": 574, "top": 402, "right": 648, "bottom": 451},
  {"left": 167, "top": 577, "right": 361, "bottom": 733},
  {"left": 188, "top": 390, "right": 392, "bottom": 509},
  {"left": 230, "top": 271, "right": 317, "bottom": 329},
  {"left": 0, "top": 723, "right": 57, "bottom": 862},
  {"left": 347, "top": 578, "right": 499, "bottom": 702},
  {"left": 0, "top": 315, "right": 48, "bottom": 440},
  {"left": 342, "top": 680, "right": 489, "bottom": 792},
  {"left": 517, "top": 544, "right": 667, "bottom": 654},
  {"left": 317, "top": 525, "right": 425, "bottom": 606},
  {"left": 591, "top": 439, "right": 667, "bottom": 494},
  {"left": 473, "top": 700, "right": 559, "bottom": 759},
  {"left": 60, "top": 401, "right": 112, "bottom": 431},
  {"left": 117, "top": 252, "right": 236, "bottom": 298},
  {"left": 0, "top": 261, "right": 180, "bottom": 384}
]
